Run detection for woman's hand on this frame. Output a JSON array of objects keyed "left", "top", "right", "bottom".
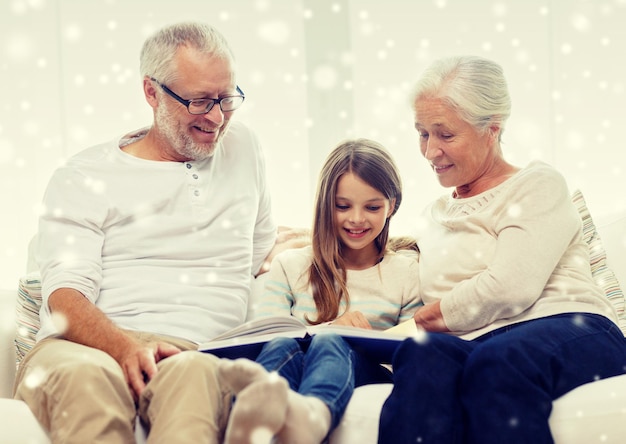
[
  {"left": 332, "top": 311, "right": 372, "bottom": 329},
  {"left": 413, "top": 301, "right": 449, "bottom": 333}
]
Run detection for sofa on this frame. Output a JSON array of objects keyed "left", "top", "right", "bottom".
[{"left": 1, "top": 190, "right": 625, "bottom": 443}]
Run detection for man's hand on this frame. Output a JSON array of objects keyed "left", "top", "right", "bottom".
[
  {"left": 412, "top": 301, "right": 449, "bottom": 333},
  {"left": 48, "top": 288, "right": 182, "bottom": 401},
  {"left": 117, "top": 339, "right": 181, "bottom": 401},
  {"left": 332, "top": 311, "right": 372, "bottom": 329}
]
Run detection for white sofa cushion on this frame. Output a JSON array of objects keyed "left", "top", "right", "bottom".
[
  {"left": 0, "top": 399, "right": 48, "bottom": 443},
  {"left": 549, "top": 373, "right": 626, "bottom": 443},
  {"left": 329, "top": 383, "right": 392, "bottom": 444}
]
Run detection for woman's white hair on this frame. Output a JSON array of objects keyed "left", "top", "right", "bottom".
[
  {"left": 413, "top": 56, "right": 511, "bottom": 139},
  {"left": 140, "top": 22, "right": 234, "bottom": 84}
]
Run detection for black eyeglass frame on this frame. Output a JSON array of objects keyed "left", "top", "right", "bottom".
[{"left": 150, "top": 77, "right": 245, "bottom": 114}]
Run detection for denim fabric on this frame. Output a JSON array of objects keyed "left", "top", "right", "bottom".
[
  {"left": 378, "top": 313, "right": 626, "bottom": 444},
  {"left": 256, "top": 334, "right": 354, "bottom": 431},
  {"left": 256, "top": 333, "right": 376, "bottom": 432}
]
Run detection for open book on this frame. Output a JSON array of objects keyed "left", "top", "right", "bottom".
[{"left": 198, "top": 316, "right": 420, "bottom": 362}]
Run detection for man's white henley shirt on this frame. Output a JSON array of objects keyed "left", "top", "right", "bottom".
[{"left": 36, "top": 121, "right": 276, "bottom": 344}]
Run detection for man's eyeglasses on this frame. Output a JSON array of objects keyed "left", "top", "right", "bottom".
[{"left": 151, "top": 78, "right": 245, "bottom": 114}]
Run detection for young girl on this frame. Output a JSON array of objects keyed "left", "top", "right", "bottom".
[{"left": 218, "top": 138, "right": 422, "bottom": 444}]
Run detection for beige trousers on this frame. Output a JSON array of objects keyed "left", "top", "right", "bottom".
[{"left": 13, "top": 332, "right": 231, "bottom": 444}]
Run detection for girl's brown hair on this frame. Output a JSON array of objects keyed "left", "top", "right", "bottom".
[{"left": 306, "top": 139, "right": 403, "bottom": 324}]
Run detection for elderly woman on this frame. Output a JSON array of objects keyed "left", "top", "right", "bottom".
[{"left": 378, "top": 56, "right": 626, "bottom": 444}]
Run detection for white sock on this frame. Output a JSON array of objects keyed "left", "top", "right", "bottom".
[
  {"left": 276, "top": 392, "right": 332, "bottom": 444},
  {"left": 224, "top": 374, "right": 289, "bottom": 444},
  {"left": 218, "top": 358, "right": 270, "bottom": 394}
]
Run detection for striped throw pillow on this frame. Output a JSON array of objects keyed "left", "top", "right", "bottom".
[{"left": 572, "top": 190, "right": 626, "bottom": 335}]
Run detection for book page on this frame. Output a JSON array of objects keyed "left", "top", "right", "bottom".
[
  {"left": 384, "top": 318, "right": 419, "bottom": 336},
  {"left": 209, "top": 316, "right": 307, "bottom": 342}
]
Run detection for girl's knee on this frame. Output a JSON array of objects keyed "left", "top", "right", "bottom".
[
  {"left": 310, "top": 333, "right": 349, "bottom": 352},
  {"left": 261, "top": 337, "right": 301, "bottom": 355}
]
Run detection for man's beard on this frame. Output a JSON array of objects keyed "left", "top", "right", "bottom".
[{"left": 155, "top": 104, "right": 228, "bottom": 161}]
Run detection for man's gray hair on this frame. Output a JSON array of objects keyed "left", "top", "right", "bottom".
[{"left": 140, "top": 22, "right": 235, "bottom": 84}]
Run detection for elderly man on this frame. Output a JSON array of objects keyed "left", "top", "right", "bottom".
[{"left": 14, "top": 21, "right": 285, "bottom": 443}]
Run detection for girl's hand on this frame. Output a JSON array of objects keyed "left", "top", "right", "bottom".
[
  {"left": 332, "top": 311, "right": 372, "bottom": 329},
  {"left": 413, "top": 301, "right": 449, "bottom": 333}
]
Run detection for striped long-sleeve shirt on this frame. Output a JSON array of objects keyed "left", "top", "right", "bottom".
[{"left": 254, "top": 246, "right": 422, "bottom": 330}]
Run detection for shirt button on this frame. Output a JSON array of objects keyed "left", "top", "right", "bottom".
[
  {"left": 193, "top": 174, "right": 198, "bottom": 179},
  {"left": 186, "top": 163, "right": 192, "bottom": 169},
  {"left": 194, "top": 190, "right": 200, "bottom": 196}
]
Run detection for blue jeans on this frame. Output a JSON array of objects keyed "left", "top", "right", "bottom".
[
  {"left": 378, "top": 313, "right": 626, "bottom": 444},
  {"left": 256, "top": 333, "right": 392, "bottom": 432}
]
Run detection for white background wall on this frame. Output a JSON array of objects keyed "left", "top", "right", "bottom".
[{"left": 1, "top": 0, "right": 625, "bottom": 290}]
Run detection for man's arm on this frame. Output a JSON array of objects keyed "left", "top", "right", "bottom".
[
  {"left": 48, "top": 288, "right": 181, "bottom": 400},
  {"left": 256, "top": 226, "right": 311, "bottom": 276}
]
